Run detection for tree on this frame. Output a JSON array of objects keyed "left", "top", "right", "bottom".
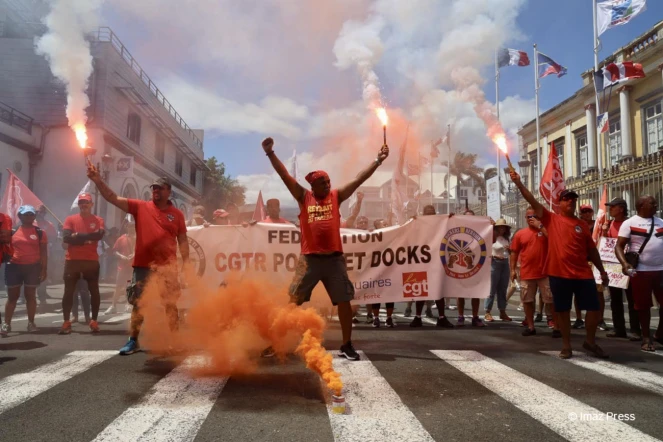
[
  {"left": 440, "top": 152, "right": 484, "bottom": 194},
  {"left": 198, "top": 157, "right": 246, "bottom": 216}
]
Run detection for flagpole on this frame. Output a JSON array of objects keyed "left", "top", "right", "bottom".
[
  {"left": 593, "top": 0, "right": 604, "bottom": 180},
  {"left": 447, "top": 124, "right": 451, "bottom": 215},
  {"left": 534, "top": 43, "right": 541, "bottom": 192},
  {"left": 495, "top": 49, "right": 502, "bottom": 216},
  {"left": 430, "top": 140, "right": 434, "bottom": 207}
]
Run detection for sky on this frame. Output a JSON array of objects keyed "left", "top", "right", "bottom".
[{"left": 99, "top": 0, "right": 663, "bottom": 206}]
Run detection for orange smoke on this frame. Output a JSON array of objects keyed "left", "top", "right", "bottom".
[
  {"left": 136, "top": 268, "right": 343, "bottom": 394},
  {"left": 73, "top": 122, "right": 88, "bottom": 149}
]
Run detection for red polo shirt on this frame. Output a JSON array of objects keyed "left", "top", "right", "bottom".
[
  {"left": 11, "top": 225, "right": 47, "bottom": 265},
  {"left": 0, "top": 213, "right": 13, "bottom": 261},
  {"left": 298, "top": 189, "right": 343, "bottom": 254},
  {"left": 63, "top": 214, "right": 104, "bottom": 261},
  {"left": 128, "top": 199, "right": 186, "bottom": 267},
  {"left": 541, "top": 209, "right": 595, "bottom": 279},
  {"left": 511, "top": 227, "right": 548, "bottom": 280}
]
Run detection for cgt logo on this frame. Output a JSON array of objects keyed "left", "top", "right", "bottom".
[{"left": 402, "top": 272, "right": 429, "bottom": 298}]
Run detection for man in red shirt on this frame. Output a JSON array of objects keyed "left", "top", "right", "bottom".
[
  {"left": 510, "top": 207, "right": 557, "bottom": 337},
  {"left": 58, "top": 193, "right": 105, "bottom": 334},
  {"left": 602, "top": 198, "right": 641, "bottom": 341},
  {"left": 261, "top": 199, "right": 292, "bottom": 224},
  {"left": 88, "top": 166, "right": 189, "bottom": 355},
  {"left": 510, "top": 171, "right": 609, "bottom": 359},
  {"left": 261, "top": 137, "right": 388, "bottom": 360}
]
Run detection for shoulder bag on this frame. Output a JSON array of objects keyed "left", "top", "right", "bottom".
[{"left": 624, "top": 218, "right": 655, "bottom": 268}]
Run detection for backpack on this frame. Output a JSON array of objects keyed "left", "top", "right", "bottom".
[{"left": 12, "top": 226, "right": 43, "bottom": 240}]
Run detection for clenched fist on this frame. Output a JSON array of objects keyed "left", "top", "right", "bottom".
[
  {"left": 378, "top": 145, "right": 389, "bottom": 162},
  {"left": 262, "top": 137, "right": 274, "bottom": 153}
]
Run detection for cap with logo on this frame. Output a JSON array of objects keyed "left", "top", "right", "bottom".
[
  {"left": 18, "top": 205, "right": 37, "bottom": 215},
  {"left": 605, "top": 197, "right": 627, "bottom": 208},
  {"left": 558, "top": 189, "right": 579, "bottom": 201},
  {"left": 78, "top": 192, "right": 93, "bottom": 202},
  {"left": 579, "top": 204, "right": 594, "bottom": 212},
  {"left": 150, "top": 177, "right": 172, "bottom": 189}
]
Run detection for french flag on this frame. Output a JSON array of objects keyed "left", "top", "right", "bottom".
[
  {"left": 537, "top": 52, "right": 567, "bottom": 78},
  {"left": 497, "top": 48, "right": 530, "bottom": 68},
  {"left": 595, "top": 62, "right": 645, "bottom": 91}
]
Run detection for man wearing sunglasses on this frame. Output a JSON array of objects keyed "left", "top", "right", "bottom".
[
  {"left": 59, "top": 193, "right": 105, "bottom": 334},
  {"left": 509, "top": 170, "right": 609, "bottom": 359}
]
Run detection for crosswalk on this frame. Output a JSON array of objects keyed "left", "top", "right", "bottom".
[{"left": 1, "top": 344, "right": 662, "bottom": 442}]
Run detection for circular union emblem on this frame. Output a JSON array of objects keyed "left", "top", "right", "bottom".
[
  {"left": 574, "top": 225, "right": 582, "bottom": 234},
  {"left": 177, "top": 237, "right": 206, "bottom": 277},
  {"left": 440, "top": 226, "right": 487, "bottom": 279}
]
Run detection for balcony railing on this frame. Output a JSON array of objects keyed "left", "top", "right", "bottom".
[
  {"left": 0, "top": 101, "right": 33, "bottom": 134},
  {"left": 93, "top": 27, "right": 203, "bottom": 151}
]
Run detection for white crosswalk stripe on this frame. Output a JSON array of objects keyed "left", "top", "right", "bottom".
[
  {"left": 431, "top": 350, "right": 660, "bottom": 442},
  {"left": 325, "top": 351, "right": 434, "bottom": 442},
  {"left": 103, "top": 313, "right": 131, "bottom": 323},
  {"left": 92, "top": 356, "right": 228, "bottom": 442},
  {"left": 0, "top": 351, "right": 116, "bottom": 414}
]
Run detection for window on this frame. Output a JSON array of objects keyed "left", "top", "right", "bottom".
[
  {"left": 459, "top": 188, "right": 468, "bottom": 198},
  {"left": 189, "top": 164, "right": 197, "bottom": 186},
  {"left": 608, "top": 119, "right": 621, "bottom": 164},
  {"left": 175, "top": 152, "right": 183, "bottom": 176},
  {"left": 155, "top": 133, "right": 165, "bottom": 163},
  {"left": 576, "top": 133, "right": 588, "bottom": 175},
  {"left": 644, "top": 101, "right": 662, "bottom": 154},
  {"left": 553, "top": 138, "right": 565, "bottom": 177},
  {"left": 127, "top": 113, "right": 141, "bottom": 144}
]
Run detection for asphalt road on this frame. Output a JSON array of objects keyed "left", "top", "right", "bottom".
[{"left": 0, "top": 285, "right": 662, "bottom": 442}]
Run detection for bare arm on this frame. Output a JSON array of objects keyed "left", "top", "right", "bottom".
[
  {"left": 39, "top": 242, "right": 48, "bottom": 282},
  {"left": 345, "top": 192, "right": 364, "bottom": 228},
  {"left": 509, "top": 250, "right": 520, "bottom": 281},
  {"left": 338, "top": 146, "right": 389, "bottom": 203},
  {"left": 262, "top": 138, "right": 305, "bottom": 203},
  {"left": 87, "top": 163, "right": 129, "bottom": 212},
  {"left": 509, "top": 170, "right": 544, "bottom": 218},
  {"left": 588, "top": 247, "right": 609, "bottom": 286},
  {"left": 177, "top": 233, "right": 190, "bottom": 264},
  {"left": 615, "top": 236, "right": 632, "bottom": 274}
]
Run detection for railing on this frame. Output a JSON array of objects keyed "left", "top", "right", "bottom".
[
  {"left": 0, "top": 100, "right": 33, "bottom": 134},
  {"left": 93, "top": 27, "right": 203, "bottom": 151}
]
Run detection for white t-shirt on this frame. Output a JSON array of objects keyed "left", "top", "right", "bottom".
[
  {"left": 617, "top": 215, "right": 663, "bottom": 271},
  {"left": 492, "top": 236, "right": 510, "bottom": 259}
]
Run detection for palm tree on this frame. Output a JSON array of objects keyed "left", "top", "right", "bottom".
[
  {"left": 440, "top": 152, "right": 484, "bottom": 195},
  {"left": 480, "top": 167, "right": 506, "bottom": 196}
]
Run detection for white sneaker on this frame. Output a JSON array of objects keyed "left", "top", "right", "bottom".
[
  {"left": 27, "top": 322, "right": 39, "bottom": 333},
  {"left": 104, "top": 306, "right": 117, "bottom": 315},
  {"left": 125, "top": 304, "right": 132, "bottom": 312}
]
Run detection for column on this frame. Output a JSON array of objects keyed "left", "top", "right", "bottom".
[
  {"left": 585, "top": 104, "right": 597, "bottom": 171},
  {"left": 618, "top": 85, "right": 633, "bottom": 160},
  {"left": 565, "top": 121, "right": 573, "bottom": 178}
]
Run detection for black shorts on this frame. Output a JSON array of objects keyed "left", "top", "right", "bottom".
[
  {"left": 289, "top": 253, "right": 355, "bottom": 306},
  {"left": 5, "top": 263, "right": 41, "bottom": 288},
  {"left": 549, "top": 276, "right": 600, "bottom": 312},
  {"left": 63, "top": 260, "right": 100, "bottom": 282}
]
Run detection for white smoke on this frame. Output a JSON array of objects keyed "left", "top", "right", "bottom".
[{"left": 35, "top": 0, "right": 103, "bottom": 131}]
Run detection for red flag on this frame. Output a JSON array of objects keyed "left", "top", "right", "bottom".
[
  {"left": 0, "top": 169, "right": 44, "bottom": 222},
  {"left": 592, "top": 184, "right": 608, "bottom": 244},
  {"left": 252, "top": 190, "right": 266, "bottom": 222},
  {"left": 538, "top": 142, "right": 566, "bottom": 214}
]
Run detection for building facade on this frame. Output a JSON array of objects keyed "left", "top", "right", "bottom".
[
  {"left": 492, "top": 21, "right": 663, "bottom": 229},
  {"left": 0, "top": 3, "right": 205, "bottom": 227}
]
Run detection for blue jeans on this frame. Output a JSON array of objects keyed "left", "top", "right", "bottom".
[{"left": 485, "top": 259, "right": 509, "bottom": 312}]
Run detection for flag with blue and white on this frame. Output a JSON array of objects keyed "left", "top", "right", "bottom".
[
  {"left": 597, "top": 0, "right": 647, "bottom": 36},
  {"left": 537, "top": 52, "right": 567, "bottom": 79}
]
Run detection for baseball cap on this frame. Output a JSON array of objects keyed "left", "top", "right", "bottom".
[
  {"left": 78, "top": 192, "right": 93, "bottom": 202},
  {"left": 150, "top": 177, "right": 172, "bottom": 189},
  {"left": 213, "top": 209, "right": 229, "bottom": 218},
  {"left": 193, "top": 205, "right": 206, "bottom": 218},
  {"left": 18, "top": 205, "right": 37, "bottom": 215},
  {"left": 558, "top": 189, "right": 579, "bottom": 201},
  {"left": 579, "top": 204, "right": 594, "bottom": 212},
  {"left": 605, "top": 197, "right": 627, "bottom": 207}
]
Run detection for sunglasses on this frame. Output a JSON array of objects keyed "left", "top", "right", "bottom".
[
  {"left": 78, "top": 200, "right": 91, "bottom": 205},
  {"left": 526, "top": 215, "right": 537, "bottom": 219}
]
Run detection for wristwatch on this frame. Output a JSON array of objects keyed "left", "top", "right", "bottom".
[{"left": 375, "top": 157, "right": 383, "bottom": 166}]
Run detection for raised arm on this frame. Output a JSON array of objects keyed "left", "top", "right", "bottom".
[
  {"left": 338, "top": 145, "right": 389, "bottom": 203},
  {"left": 87, "top": 163, "right": 129, "bottom": 212},
  {"left": 344, "top": 191, "right": 364, "bottom": 228},
  {"left": 262, "top": 138, "right": 305, "bottom": 203},
  {"left": 509, "top": 170, "right": 544, "bottom": 218}
]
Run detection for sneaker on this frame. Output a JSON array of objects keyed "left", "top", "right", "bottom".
[
  {"left": 436, "top": 316, "right": 454, "bottom": 328},
  {"left": 365, "top": 313, "right": 374, "bottom": 324},
  {"left": 517, "top": 305, "right": 523, "bottom": 311},
  {"left": 582, "top": 341, "right": 609, "bottom": 359},
  {"left": 457, "top": 315, "right": 465, "bottom": 326},
  {"left": 499, "top": 311, "right": 512, "bottom": 322},
  {"left": 520, "top": 320, "right": 528, "bottom": 327},
  {"left": 1, "top": 322, "right": 10, "bottom": 336},
  {"left": 448, "top": 305, "right": 457, "bottom": 310},
  {"left": 352, "top": 317, "right": 360, "bottom": 324},
  {"left": 261, "top": 346, "right": 276, "bottom": 358},
  {"left": 410, "top": 316, "right": 423, "bottom": 327},
  {"left": 534, "top": 313, "right": 543, "bottom": 322},
  {"left": 572, "top": 319, "right": 585, "bottom": 329},
  {"left": 339, "top": 341, "right": 360, "bottom": 361},
  {"left": 472, "top": 317, "right": 486, "bottom": 327},
  {"left": 386, "top": 317, "right": 395, "bottom": 328},
  {"left": 58, "top": 321, "right": 72, "bottom": 335},
  {"left": 484, "top": 313, "right": 494, "bottom": 322},
  {"left": 119, "top": 338, "right": 140, "bottom": 355},
  {"left": 552, "top": 329, "right": 562, "bottom": 338},
  {"left": 404, "top": 308, "right": 412, "bottom": 318},
  {"left": 27, "top": 322, "right": 39, "bottom": 333},
  {"left": 104, "top": 306, "right": 117, "bottom": 315},
  {"left": 89, "top": 320, "right": 100, "bottom": 333},
  {"left": 372, "top": 317, "right": 381, "bottom": 328},
  {"left": 547, "top": 319, "right": 555, "bottom": 329},
  {"left": 425, "top": 308, "right": 434, "bottom": 318},
  {"left": 522, "top": 327, "right": 536, "bottom": 337},
  {"left": 598, "top": 321, "right": 609, "bottom": 331}
]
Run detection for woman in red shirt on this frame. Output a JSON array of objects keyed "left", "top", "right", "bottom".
[{"left": 1, "top": 205, "right": 48, "bottom": 336}]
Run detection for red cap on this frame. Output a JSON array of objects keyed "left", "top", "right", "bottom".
[
  {"left": 78, "top": 193, "right": 93, "bottom": 202},
  {"left": 213, "top": 209, "right": 229, "bottom": 218},
  {"left": 579, "top": 204, "right": 593, "bottom": 212},
  {"left": 305, "top": 170, "right": 329, "bottom": 184}
]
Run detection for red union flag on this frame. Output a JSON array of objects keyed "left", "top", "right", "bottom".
[
  {"left": 592, "top": 184, "right": 608, "bottom": 244},
  {"left": 0, "top": 168, "right": 44, "bottom": 222},
  {"left": 539, "top": 142, "right": 566, "bottom": 214}
]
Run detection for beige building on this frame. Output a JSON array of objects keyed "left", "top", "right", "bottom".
[{"left": 510, "top": 20, "right": 663, "bottom": 225}]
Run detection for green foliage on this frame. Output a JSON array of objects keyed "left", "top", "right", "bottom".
[{"left": 198, "top": 157, "right": 246, "bottom": 215}]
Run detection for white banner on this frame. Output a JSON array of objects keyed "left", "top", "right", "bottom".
[
  {"left": 185, "top": 214, "right": 492, "bottom": 304},
  {"left": 486, "top": 176, "right": 500, "bottom": 221},
  {"left": 115, "top": 157, "right": 134, "bottom": 178},
  {"left": 594, "top": 237, "right": 629, "bottom": 288}
]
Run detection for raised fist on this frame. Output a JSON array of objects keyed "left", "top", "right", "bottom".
[{"left": 262, "top": 137, "right": 274, "bottom": 153}]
